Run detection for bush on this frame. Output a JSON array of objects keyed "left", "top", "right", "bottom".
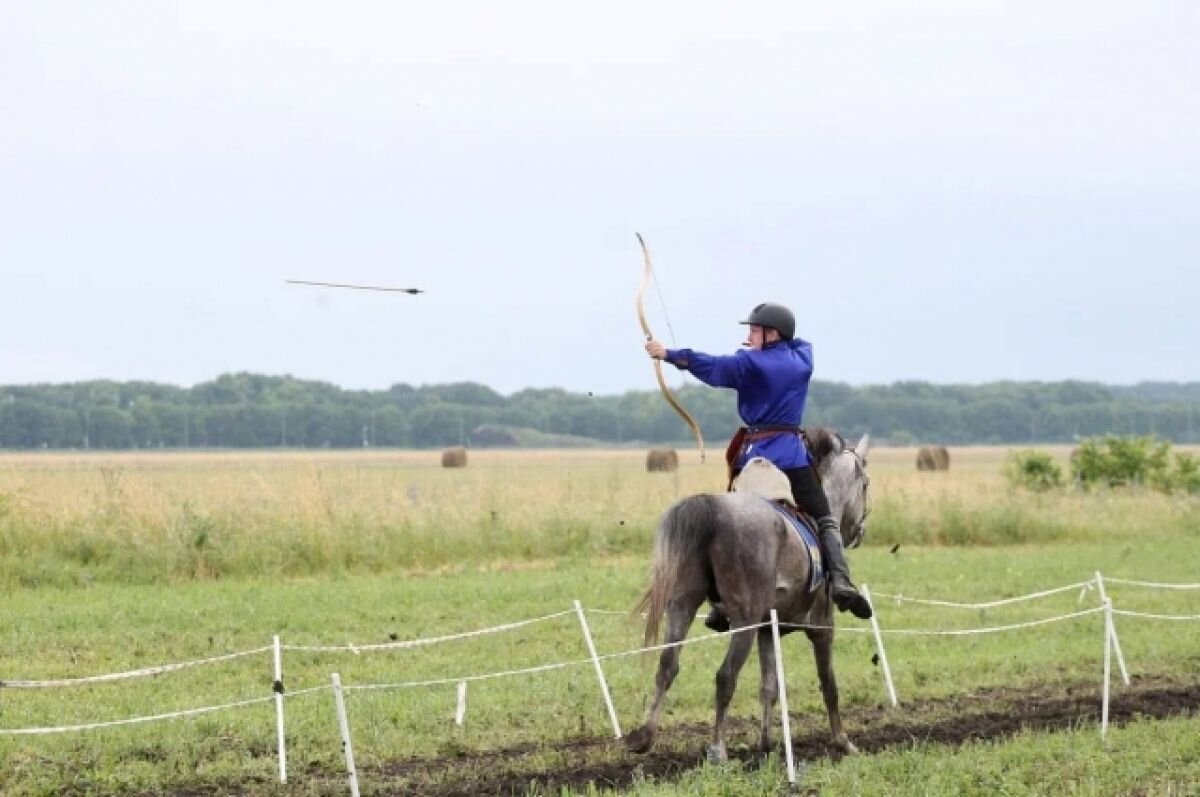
[
  {"left": 1151, "top": 452, "right": 1200, "bottom": 495},
  {"left": 1070, "top": 435, "right": 1199, "bottom": 494},
  {"left": 1176, "top": 453, "right": 1200, "bottom": 493},
  {"left": 1070, "top": 435, "right": 1168, "bottom": 487},
  {"left": 1005, "top": 450, "right": 1064, "bottom": 492}
]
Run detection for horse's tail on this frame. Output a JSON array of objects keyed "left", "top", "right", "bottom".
[{"left": 633, "top": 494, "right": 720, "bottom": 647}]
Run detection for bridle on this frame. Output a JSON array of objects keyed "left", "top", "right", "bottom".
[{"left": 843, "top": 444, "right": 871, "bottom": 549}]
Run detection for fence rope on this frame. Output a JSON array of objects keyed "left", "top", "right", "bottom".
[
  {"left": 1101, "top": 577, "right": 1200, "bottom": 590},
  {"left": 9, "top": 577, "right": 1195, "bottom": 693},
  {"left": 781, "top": 607, "right": 1104, "bottom": 637},
  {"left": 870, "top": 581, "right": 1094, "bottom": 610},
  {"left": 586, "top": 608, "right": 711, "bottom": 621},
  {"left": 768, "top": 620, "right": 872, "bottom": 634},
  {"left": 347, "top": 659, "right": 579, "bottom": 692},
  {"left": 344, "top": 623, "right": 772, "bottom": 693},
  {"left": 1111, "top": 608, "right": 1200, "bottom": 621},
  {"left": 596, "top": 622, "right": 772, "bottom": 661},
  {"left": 0, "top": 646, "right": 272, "bottom": 689},
  {"left": 4, "top": 574, "right": 1194, "bottom": 744},
  {"left": 281, "top": 610, "right": 574, "bottom": 654},
  {"left": 0, "top": 685, "right": 330, "bottom": 736}
]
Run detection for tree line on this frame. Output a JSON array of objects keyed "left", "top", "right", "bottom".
[{"left": 1, "top": 373, "right": 1198, "bottom": 450}]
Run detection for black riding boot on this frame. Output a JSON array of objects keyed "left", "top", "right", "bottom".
[
  {"left": 703, "top": 607, "right": 730, "bottom": 633},
  {"left": 818, "top": 516, "right": 873, "bottom": 620},
  {"left": 702, "top": 582, "right": 730, "bottom": 632}
]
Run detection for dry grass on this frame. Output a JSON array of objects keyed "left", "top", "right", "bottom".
[
  {"left": 1, "top": 445, "right": 1196, "bottom": 586},
  {"left": 0, "top": 448, "right": 710, "bottom": 586}
]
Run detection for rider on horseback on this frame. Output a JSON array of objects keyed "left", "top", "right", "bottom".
[{"left": 644, "top": 302, "right": 873, "bottom": 623}]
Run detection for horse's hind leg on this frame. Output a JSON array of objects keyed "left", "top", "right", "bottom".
[
  {"left": 755, "top": 626, "right": 779, "bottom": 755},
  {"left": 625, "top": 595, "right": 704, "bottom": 754},
  {"left": 708, "top": 621, "right": 757, "bottom": 763},
  {"left": 807, "top": 627, "right": 857, "bottom": 755}
]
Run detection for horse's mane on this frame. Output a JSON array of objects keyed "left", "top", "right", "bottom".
[{"left": 802, "top": 426, "right": 845, "bottom": 467}]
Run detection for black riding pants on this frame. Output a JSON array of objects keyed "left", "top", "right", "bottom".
[{"left": 784, "top": 466, "right": 831, "bottom": 519}]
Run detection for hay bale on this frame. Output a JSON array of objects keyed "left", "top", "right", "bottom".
[
  {"left": 934, "top": 446, "right": 951, "bottom": 470},
  {"left": 916, "top": 445, "right": 950, "bottom": 471},
  {"left": 441, "top": 446, "right": 468, "bottom": 468},
  {"left": 646, "top": 448, "right": 679, "bottom": 473}
]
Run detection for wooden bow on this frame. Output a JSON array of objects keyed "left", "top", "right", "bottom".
[{"left": 636, "top": 233, "right": 706, "bottom": 462}]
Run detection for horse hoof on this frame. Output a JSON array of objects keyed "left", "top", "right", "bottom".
[
  {"left": 706, "top": 744, "right": 728, "bottom": 764},
  {"left": 624, "top": 726, "right": 655, "bottom": 754},
  {"left": 834, "top": 735, "right": 858, "bottom": 755}
]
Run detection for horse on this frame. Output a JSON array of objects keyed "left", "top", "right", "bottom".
[{"left": 624, "top": 428, "right": 871, "bottom": 763}]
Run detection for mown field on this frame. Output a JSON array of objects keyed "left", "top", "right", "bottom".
[{"left": 1, "top": 445, "right": 1198, "bottom": 795}]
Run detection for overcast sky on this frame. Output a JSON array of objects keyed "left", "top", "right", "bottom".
[{"left": 2, "top": 2, "right": 1196, "bottom": 396}]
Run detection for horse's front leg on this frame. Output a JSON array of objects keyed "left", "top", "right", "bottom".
[
  {"left": 708, "top": 622, "right": 757, "bottom": 763},
  {"left": 755, "top": 626, "right": 779, "bottom": 755},
  {"left": 807, "top": 627, "right": 857, "bottom": 755}
]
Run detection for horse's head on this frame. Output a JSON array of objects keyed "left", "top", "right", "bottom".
[{"left": 808, "top": 428, "right": 872, "bottom": 549}]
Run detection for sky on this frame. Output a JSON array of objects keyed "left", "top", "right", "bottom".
[{"left": 2, "top": 2, "right": 1197, "bottom": 396}]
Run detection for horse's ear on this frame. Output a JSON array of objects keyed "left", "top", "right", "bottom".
[{"left": 855, "top": 433, "right": 870, "bottom": 464}]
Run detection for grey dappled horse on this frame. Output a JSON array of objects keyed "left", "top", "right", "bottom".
[{"left": 625, "top": 429, "right": 871, "bottom": 763}]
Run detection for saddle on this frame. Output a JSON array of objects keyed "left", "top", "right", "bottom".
[{"left": 730, "top": 458, "right": 825, "bottom": 594}]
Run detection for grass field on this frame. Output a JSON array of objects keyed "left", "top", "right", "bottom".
[{"left": 1, "top": 446, "right": 1198, "bottom": 795}]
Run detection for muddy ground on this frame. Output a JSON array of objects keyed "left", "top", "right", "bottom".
[{"left": 370, "top": 675, "right": 1199, "bottom": 796}]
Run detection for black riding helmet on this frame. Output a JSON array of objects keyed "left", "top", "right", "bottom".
[{"left": 740, "top": 302, "right": 795, "bottom": 341}]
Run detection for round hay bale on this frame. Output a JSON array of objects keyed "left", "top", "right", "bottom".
[
  {"left": 916, "top": 445, "right": 950, "bottom": 471},
  {"left": 935, "top": 446, "right": 951, "bottom": 470},
  {"left": 441, "top": 446, "right": 468, "bottom": 468},
  {"left": 646, "top": 448, "right": 679, "bottom": 473}
]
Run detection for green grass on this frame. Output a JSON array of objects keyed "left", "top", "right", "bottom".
[{"left": 2, "top": 540, "right": 1198, "bottom": 795}]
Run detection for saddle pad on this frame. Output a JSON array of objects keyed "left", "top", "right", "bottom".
[{"left": 762, "top": 498, "right": 825, "bottom": 593}]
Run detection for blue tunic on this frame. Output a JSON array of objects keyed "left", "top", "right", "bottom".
[{"left": 664, "top": 338, "right": 814, "bottom": 471}]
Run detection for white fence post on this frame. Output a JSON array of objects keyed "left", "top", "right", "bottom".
[
  {"left": 455, "top": 681, "right": 468, "bottom": 726},
  {"left": 1093, "top": 572, "right": 1130, "bottom": 685},
  {"left": 272, "top": 635, "right": 287, "bottom": 784},
  {"left": 770, "top": 610, "right": 797, "bottom": 785},
  {"left": 861, "top": 585, "right": 898, "bottom": 707},
  {"left": 331, "top": 673, "right": 361, "bottom": 797},
  {"left": 1101, "top": 600, "right": 1112, "bottom": 739},
  {"left": 573, "top": 600, "right": 622, "bottom": 738}
]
